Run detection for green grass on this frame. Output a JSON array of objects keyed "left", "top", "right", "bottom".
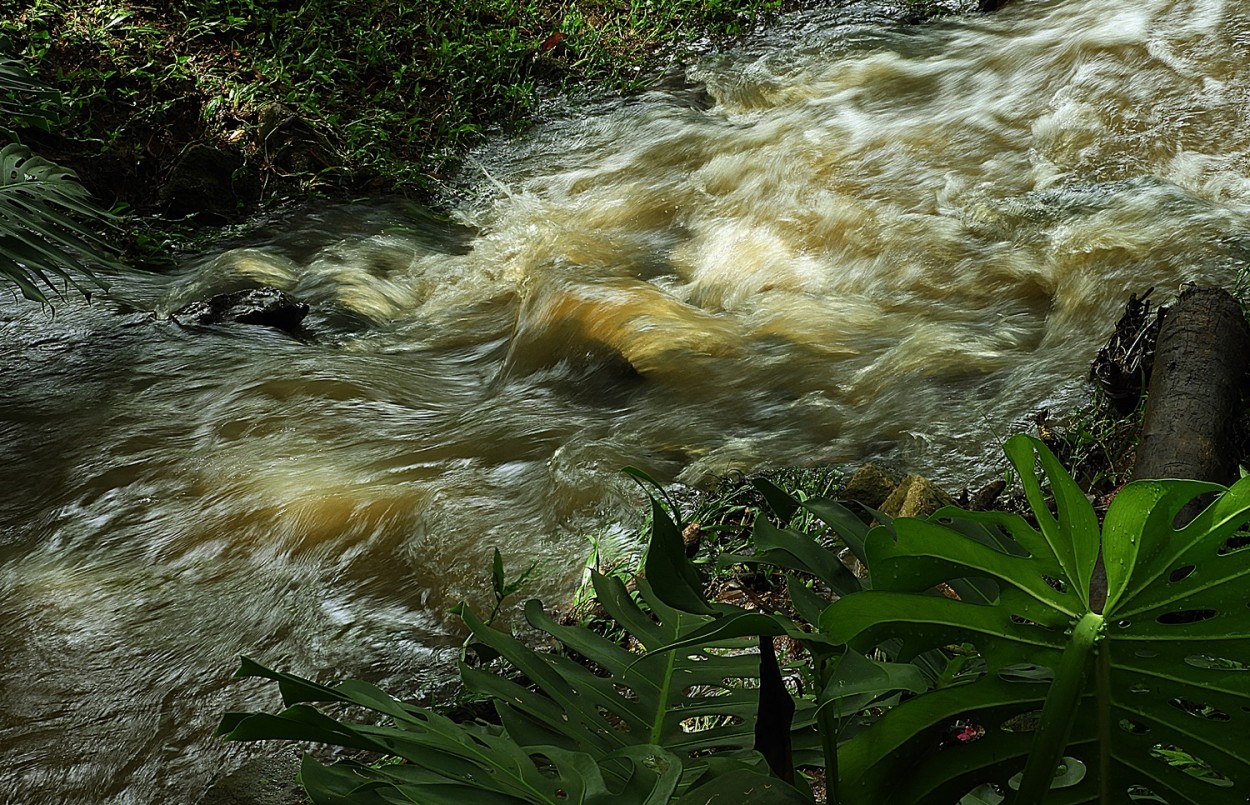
[{"left": 2, "top": 0, "right": 797, "bottom": 226}]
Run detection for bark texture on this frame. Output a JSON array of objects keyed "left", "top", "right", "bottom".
[
  {"left": 1132, "top": 286, "right": 1250, "bottom": 486},
  {"left": 1091, "top": 287, "right": 1248, "bottom": 612}
]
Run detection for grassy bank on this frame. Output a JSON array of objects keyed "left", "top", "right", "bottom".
[
  {"left": 0, "top": 0, "right": 973, "bottom": 260},
  {"left": 0, "top": 1, "right": 816, "bottom": 236}
]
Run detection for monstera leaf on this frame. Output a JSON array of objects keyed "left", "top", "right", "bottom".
[
  {"left": 456, "top": 569, "right": 820, "bottom": 792},
  {"left": 219, "top": 498, "right": 819, "bottom": 803},
  {"left": 0, "top": 142, "right": 116, "bottom": 303},
  {"left": 219, "top": 658, "right": 688, "bottom": 805},
  {"left": 822, "top": 434, "right": 1250, "bottom": 804}
]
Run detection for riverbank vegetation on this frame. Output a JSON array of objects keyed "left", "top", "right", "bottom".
[
  {"left": 0, "top": 0, "right": 969, "bottom": 270},
  {"left": 0, "top": 0, "right": 828, "bottom": 252},
  {"left": 223, "top": 434, "right": 1250, "bottom": 803}
]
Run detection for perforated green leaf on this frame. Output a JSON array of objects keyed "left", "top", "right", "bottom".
[{"left": 821, "top": 435, "right": 1250, "bottom": 804}]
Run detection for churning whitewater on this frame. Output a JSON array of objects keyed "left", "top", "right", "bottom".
[{"left": 4, "top": 0, "right": 1250, "bottom": 800}]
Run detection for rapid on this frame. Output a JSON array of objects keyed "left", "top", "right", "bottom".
[{"left": 4, "top": 0, "right": 1250, "bottom": 799}]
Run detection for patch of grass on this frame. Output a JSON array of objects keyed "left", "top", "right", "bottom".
[
  {"left": 1035, "top": 395, "right": 1142, "bottom": 501},
  {"left": 1, "top": 0, "right": 801, "bottom": 240}
]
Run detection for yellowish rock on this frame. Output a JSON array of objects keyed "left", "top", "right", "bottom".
[{"left": 878, "top": 474, "right": 956, "bottom": 519}]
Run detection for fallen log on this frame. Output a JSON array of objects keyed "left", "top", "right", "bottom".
[
  {"left": 1132, "top": 286, "right": 1249, "bottom": 488},
  {"left": 1090, "top": 286, "right": 1249, "bottom": 612}
]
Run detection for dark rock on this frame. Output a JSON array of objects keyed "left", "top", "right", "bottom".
[
  {"left": 970, "top": 478, "right": 1007, "bottom": 510},
  {"left": 256, "top": 103, "right": 340, "bottom": 178},
  {"left": 682, "top": 522, "right": 702, "bottom": 558},
  {"left": 174, "top": 287, "right": 310, "bottom": 335},
  {"left": 198, "top": 753, "right": 304, "bottom": 805}
]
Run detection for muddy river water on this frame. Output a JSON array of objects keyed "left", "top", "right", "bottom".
[{"left": 4, "top": 0, "right": 1250, "bottom": 800}]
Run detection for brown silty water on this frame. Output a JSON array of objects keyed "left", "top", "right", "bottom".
[{"left": 4, "top": 0, "right": 1250, "bottom": 800}]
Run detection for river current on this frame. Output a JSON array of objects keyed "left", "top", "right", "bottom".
[{"left": 4, "top": 0, "right": 1250, "bottom": 800}]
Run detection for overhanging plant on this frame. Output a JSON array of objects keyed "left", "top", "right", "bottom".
[
  {"left": 0, "top": 142, "right": 115, "bottom": 303},
  {"left": 1, "top": 50, "right": 118, "bottom": 304}
]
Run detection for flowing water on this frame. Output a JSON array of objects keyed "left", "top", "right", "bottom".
[{"left": 5, "top": 0, "right": 1250, "bottom": 800}]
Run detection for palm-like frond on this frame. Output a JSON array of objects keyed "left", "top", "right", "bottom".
[
  {"left": 0, "top": 54, "right": 61, "bottom": 134},
  {"left": 0, "top": 142, "right": 117, "bottom": 303},
  {"left": 1, "top": 48, "right": 119, "bottom": 305}
]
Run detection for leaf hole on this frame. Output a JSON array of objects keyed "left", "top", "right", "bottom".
[
  {"left": 1135, "top": 649, "right": 1160, "bottom": 659},
  {"left": 1168, "top": 698, "right": 1230, "bottom": 721},
  {"left": 1218, "top": 533, "right": 1250, "bottom": 555},
  {"left": 943, "top": 721, "right": 985, "bottom": 745},
  {"left": 680, "top": 714, "right": 742, "bottom": 733},
  {"left": 999, "top": 710, "right": 1041, "bottom": 733},
  {"left": 1156, "top": 609, "right": 1217, "bottom": 625},
  {"left": 1127, "top": 785, "right": 1166, "bottom": 802},
  {"left": 1130, "top": 683, "right": 1151, "bottom": 695},
  {"left": 1042, "top": 575, "right": 1067, "bottom": 593},
  {"left": 1118, "top": 619, "right": 1131, "bottom": 628},
  {"left": 1119, "top": 718, "right": 1150, "bottom": 734},
  {"left": 719, "top": 677, "right": 759, "bottom": 689},
  {"left": 1150, "top": 744, "right": 1234, "bottom": 787},
  {"left": 1006, "top": 756, "right": 1085, "bottom": 789},
  {"left": 1184, "top": 655, "right": 1248, "bottom": 671},
  {"left": 596, "top": 706, "right": 629, "bottom": 732},
  {"left": 998, "top": 664, "right": 1054, "bottom": 684},
  {"left": 1168, "top": 565, "right": 1196, "bottom": 583},
  {"left": 1009, "top": 615, "right": 1054, "bottom": 630}
]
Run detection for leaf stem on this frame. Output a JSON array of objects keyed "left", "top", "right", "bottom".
[
  {"left": 1096, "top": 636, "right": 1112, "bottom": 803},
  {"left": 1013, "top": 610, "right": 1104, "bottom": 803},
  {"left": 817, "top": 656, "right": 841, "bottom": 805}
]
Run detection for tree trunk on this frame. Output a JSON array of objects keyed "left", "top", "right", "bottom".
[
  {"left": 1091, "top": 287, "right": 1248, "bottom": 612},
  {"left": 1132, "top": 286, "right": 1249, "bottom": 487}
]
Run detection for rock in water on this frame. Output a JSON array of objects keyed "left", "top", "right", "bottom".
[{"left": 174, "top": 287, "right": 310, "bottom": 335}]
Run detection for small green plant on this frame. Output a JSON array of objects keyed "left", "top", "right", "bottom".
[{"left": 484, "top": 547, "right": 539, "bottom": 627}]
